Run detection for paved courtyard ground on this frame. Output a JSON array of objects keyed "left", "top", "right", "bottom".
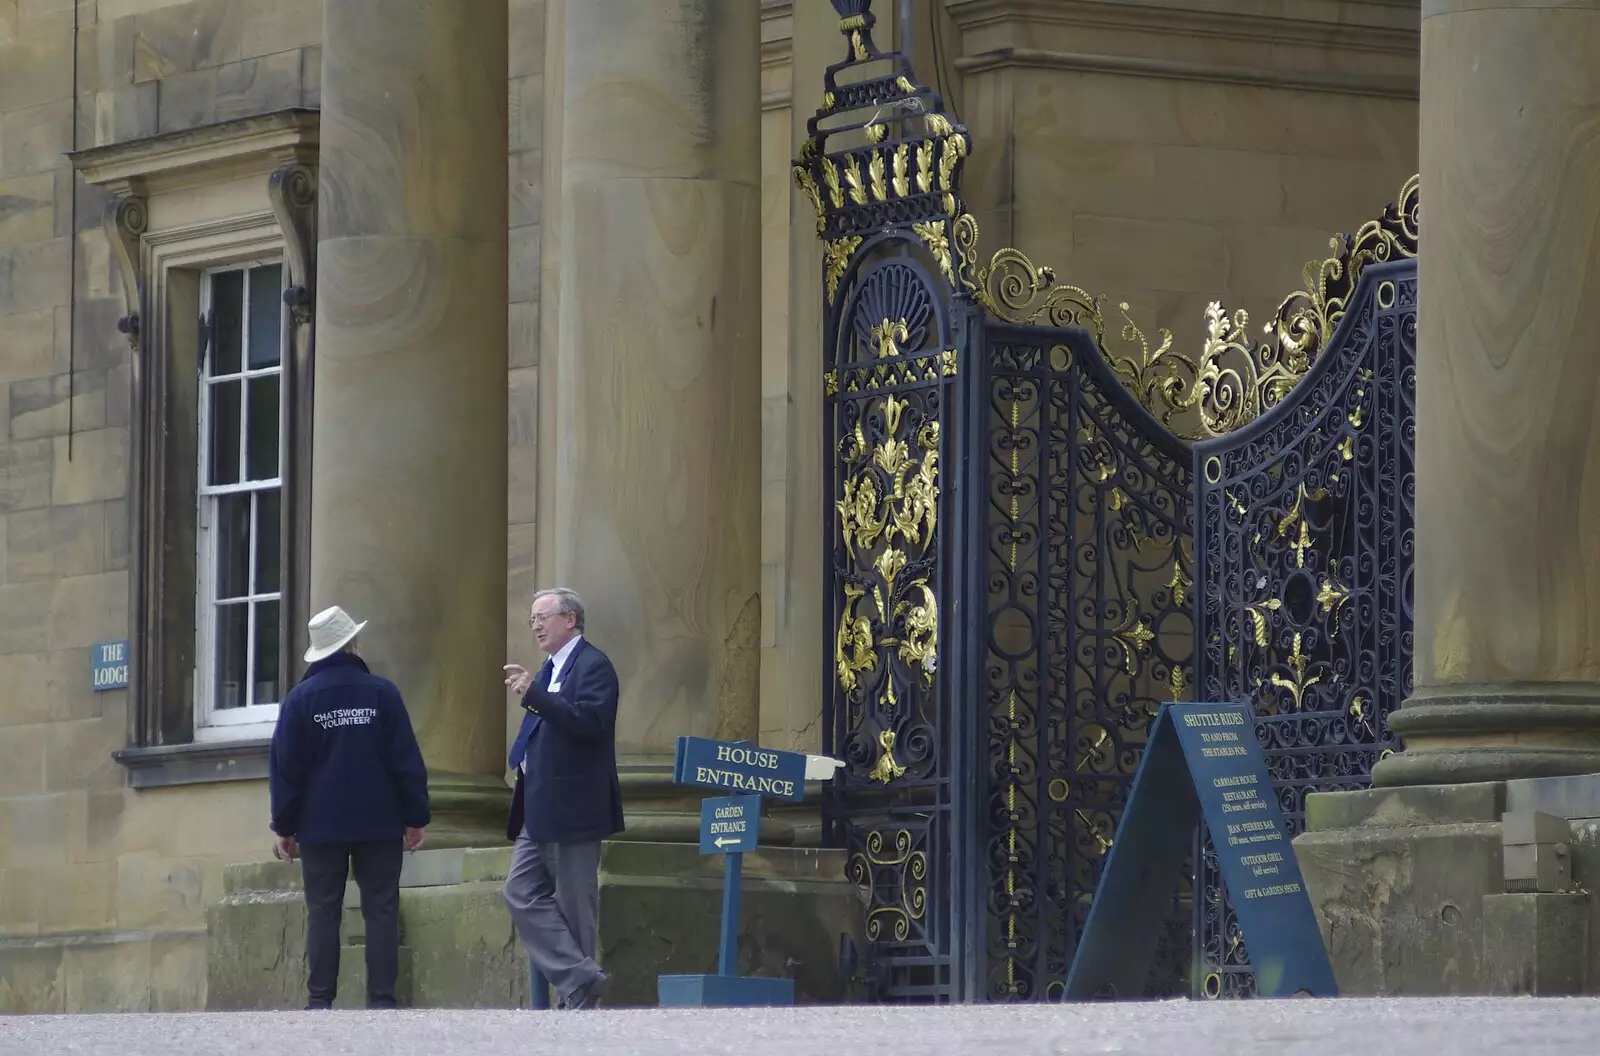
[{"left": 6, "top": 998, "right": 1599, "bottom": 1055}]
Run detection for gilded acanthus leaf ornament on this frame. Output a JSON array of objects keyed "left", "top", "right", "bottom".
[
  {"left": 969, "top": 173, "right": 1420, "bottom": 439},
  {"left": 823, "top": 235, "right": 862, "bottom": 304},
  {"left": 896, "top": 581, "right": 938, "bottom": 678},
  {"left": 836, "top": 582, "right": 877, "bottom": 694},
  {"left": 912, "top": 220, "right": 953, "bottom": 287}
]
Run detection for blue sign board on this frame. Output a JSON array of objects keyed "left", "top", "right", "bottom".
[
  {"left": 1065, "top": 702, "right": 1338, "bottom": 999},
  {"left": 673, "top": 736, "right": 807, "bottom": 803},
  {"left": 91, "top": 640, "right": 130, "bottom": 692},
  {"left": 699, "top": 795, "right": 761, "bottom": 855}
]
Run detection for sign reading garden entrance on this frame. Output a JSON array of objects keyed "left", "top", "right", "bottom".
[{"left": 1064, "top": 703, "right": 1338, "bottom": 999}]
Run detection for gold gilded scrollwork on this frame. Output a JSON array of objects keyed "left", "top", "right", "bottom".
[
  {"left": 823, "top": 236, "right": 863, "bottom": 304},
  {"left": 911, "top": 220, "right": 953, "bottom": 287},
  {"left": 834, "top": 391, "right": 944, "bottom": 784},
  {"left": 869, "top": 318, "right": 910, "bottom": 359},
  {"left": 968, "top": 174, "right": 1420, "bottom": 439},
  {"left": 847, "top": 830, "right": 927, "bottom": 941}
]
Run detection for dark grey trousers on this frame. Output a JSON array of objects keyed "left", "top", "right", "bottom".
[{"left": 503, "top": 836, "right": 603, "bottom": 1003}]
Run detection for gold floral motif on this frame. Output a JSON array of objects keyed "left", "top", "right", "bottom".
[
  {"left": 869, "top": 317, "right": 910, "bottom": 358},
  {"left": 912, "top": 219, "right": 953, "bottom": 287},
  {"left": 845, "top": 153, "right": 867, "bottom": 206},
  {"left": 870, "top": 729, "right": 907, "bottom": 784},
  {"left": 824, "top": 370, "right": 839, "bottom": 397},
  {"left": 838, "top": 474, "right": 887, "bottom": 560},
  {"left": 1317, "top": 576, "right": 1352, "bottom": 639},
  {"left": 823, "top": 235, "right": 862, "bottom": 304},
  {"left": 892, "top": 143, "right": 910, "bottom": 198},
  {"left": 896, "top": 76, "right": 914, "bottom": 94},
  {"left": 1246, "top": 598, "right": 1282, "bottom": 648},
  {"left": 937, "top": 133, "right": 966, "bottom": 191},
  {"left": 822, "top": 90, "right": 836, "bottom": 111},
  {"left": 915, "top": 140, "right": 934, "bottom": 194},
  {"left": 865, "top": 122, "right": 886, "bottom": 145},
  {"left": 1268, "top": 632, "right": 1323, "bottom": 711},
  {"left": 822, "top": 157, "right": 843, "bottom": 209},
  {"left": 1169, "top": 665, "right": 1186, "bottom": 702},
  {"left": 836, "top": 582, "right": 877, "bottom": 695},
  {"left": 1109, "top": 609, "right": 1155, "bottom": 673},
  {"left": 940, "top": 350, "right": 958, "bottom": 376},
  {"left": 851, "top": 29, "right": 868, "bottom": 61},
  {"left": 897, "top": 581, "right": 938, "bottom": 678},
  {"left": 868, "top": 150, "right": 888, "bottom": 202},
  {"left": 1167, "top": 563, "right": 1190, "bottom": 608}
]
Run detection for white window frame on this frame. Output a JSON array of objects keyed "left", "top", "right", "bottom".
[{"left": 193, "top": 258, "right": 288, "bottom": 741}]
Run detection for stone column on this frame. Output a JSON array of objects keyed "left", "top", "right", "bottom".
[
  {"left": 1373, "top": 0, "right": 1600, "bottom": 786},
  {"left": 312, "top": 0, "right": 509, "bottom": 843},
  {"left": 537, "top": 1, "right": 762, "bottom": 812}
]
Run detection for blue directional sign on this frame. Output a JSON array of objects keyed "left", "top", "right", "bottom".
[
  {"left": 1065, "top": 702, "right": 1338, "bottom": 1000},
  {"left": 699, "top": 795, "right": 760, "bottom": 855},
  {"left": 90, "top": 640, "right": 130, "bottom": 692},
  {"left": 673, "top": 736, "right": 807, "bottom": 803}
]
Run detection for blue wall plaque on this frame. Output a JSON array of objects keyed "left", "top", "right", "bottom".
[
  {"left": 1064, "top": 702, "right": 1338, "bottom": 999},
  {"left": 91, "top": 640, "right": 130, "bottom": 692}
]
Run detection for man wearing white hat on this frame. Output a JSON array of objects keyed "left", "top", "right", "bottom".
[{"left": 269, "top": 605, "right": 431, "bottom": 1010}]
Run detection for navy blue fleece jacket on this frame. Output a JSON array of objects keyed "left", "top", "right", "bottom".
[{"left": 268, "top": 652, "right": 431, "bottom": 844}]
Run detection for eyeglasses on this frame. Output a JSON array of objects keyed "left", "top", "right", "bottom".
[{"left": 528, "top": 612, "right": 570, "bottom": 628}]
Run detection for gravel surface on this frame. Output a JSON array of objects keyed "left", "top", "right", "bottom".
[{"left": 6, "top": 999, "right": 1600, "bottom": 1056}]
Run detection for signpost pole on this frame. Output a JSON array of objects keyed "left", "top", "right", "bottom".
[{"left": 718, "top": 851, "right": 744, "bottom": 976}]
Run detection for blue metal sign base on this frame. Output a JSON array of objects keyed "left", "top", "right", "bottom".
[{"left": 657, "top": 974, "right": 796, "bottom": 1008}]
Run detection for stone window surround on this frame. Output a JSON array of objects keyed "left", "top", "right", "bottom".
[{"left": 70, "top": 109, "right": 318, "bottom": 790}]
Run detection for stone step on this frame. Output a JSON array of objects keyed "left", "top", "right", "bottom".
[{"left": 333, "top": 945, "right": 413, "bottom": 1009}]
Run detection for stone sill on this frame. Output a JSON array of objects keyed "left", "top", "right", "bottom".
[{"left": 113, "top": 739, "right": 271, "bottom": 790}]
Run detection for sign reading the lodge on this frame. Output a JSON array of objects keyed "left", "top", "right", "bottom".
[
  {"left": 673, "top": 735, "right": 808, "bottom": 802},
  {"left": 1065, "top": 702, "right": 1338, "bottom": 999},
  {"left": 90, "top": 640, "right": 130, "bottom": 692}
]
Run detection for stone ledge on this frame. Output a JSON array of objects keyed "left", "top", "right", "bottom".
[
  {"left": 1305, "top": 781, "right": 1505, "bottom": 831},
  {"left": 112, "top": 739, "right": 270, "bottom": 790}
]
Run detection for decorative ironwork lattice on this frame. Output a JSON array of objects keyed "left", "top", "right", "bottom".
[
  {"left": 1191, "top": 259, "right": 1417, "bottom": 999},
  {"left": 800, "top": 0, "right": 1419, "bottom": 1006},
  {"left": 977, "top": 326, "right": 1194, "bottom": 1000}
]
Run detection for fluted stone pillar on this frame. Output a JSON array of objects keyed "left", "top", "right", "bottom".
[
  {"left": 537, "top": 1, "right": 762, "bottom": 833},
  {"left": 1373, "top": 0, "right": 1600, "bottom": 787},
  {"left": 312, "top": 0, "right": 509, "bottom": 844}
]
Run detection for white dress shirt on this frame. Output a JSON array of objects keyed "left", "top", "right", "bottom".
[{"left": 522, "top": 635, "right": 582, "bottom": 773}]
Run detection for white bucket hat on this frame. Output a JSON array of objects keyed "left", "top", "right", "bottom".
[{"left": 304, "top": 605, "right": 368, "bottom": 663}]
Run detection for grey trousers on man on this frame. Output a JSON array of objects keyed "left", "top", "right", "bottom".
[{"left": 503, "top": 836, "right": 603, "bottom": 1003}]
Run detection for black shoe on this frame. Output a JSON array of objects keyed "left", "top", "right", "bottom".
[{"left": 565, "top": 970, "right": 612, "bottom": 1010}]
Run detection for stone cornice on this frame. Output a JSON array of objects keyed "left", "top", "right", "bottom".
[
  {"left": 761, "top": 0, "right": 795, "bottom": 111},
  {"left": 955, "top": 47, "right": 1417, "bottom": 99},
  {"left": 947, "top": 0, "right": 1419, "bottom": 54},
  {"left": 69, "top": 107, "right": 319, "bottom": 194},
  {"left": 947, "top": 0, "right": 1418, "bottom": 98}
]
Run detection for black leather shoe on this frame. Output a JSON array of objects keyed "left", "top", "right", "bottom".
[{"left": 565, "top": 970, "right": 612, "bottom": 1010}]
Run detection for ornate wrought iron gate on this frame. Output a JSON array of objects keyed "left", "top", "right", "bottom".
[
  {"left": 799, "top": 0, "right": 1417, "bottom": 1003},
  {"left": 1191, "top": 190, "right": 1419, "bottom": 997}
]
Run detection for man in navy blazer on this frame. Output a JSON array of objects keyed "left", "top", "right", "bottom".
[{"left": 502, "top": 587, "right": 623, "bottom": 1010}]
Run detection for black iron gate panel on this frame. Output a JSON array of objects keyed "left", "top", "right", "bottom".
[
  {"left": 973, "top": 320, "right": 1195, "bottom": 1000},
  {"left": 1191, "top": 182, "right": 1418, "bottom": 997},
  {"left": 822, "top": 247, "right": 978, "bottom": 1001}
]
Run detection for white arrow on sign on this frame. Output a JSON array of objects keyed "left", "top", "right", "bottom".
[{"left": 714, "top": 836, "right": 741, "bottom": 849}]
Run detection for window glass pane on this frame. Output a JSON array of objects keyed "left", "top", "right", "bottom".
[
  {"left": 247, "top": 264, "right": 284, "bottom": 369},
  {"left": 213, "top": 603, "right": 248, "bottom": 709},
  {"left": 254, "top": 599, "right": 281, "bottom": 706},
  {"left": 208, "top": 380, "right": 241, "bottom": 486},
  {"left": 214, "top": 493, "right": 251, "bottom": 600},
  {"left": 212, "top": 270, "right": 243, "bottom": 376},
  {"left": 246, "top": 375, "right": 280, "bottom": 480},
  {"left": 256, "top": 488, "right": 281, "bottom": 594}
]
